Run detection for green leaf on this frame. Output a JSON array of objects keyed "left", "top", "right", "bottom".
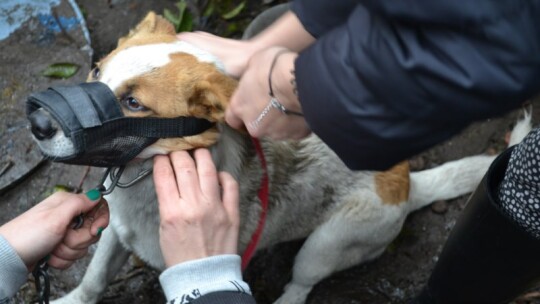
[
  {"left": 54, "top": 184, "right": 75, "bottom": 193},
  {"left": 175, "top": 0, "right": 187, "bottom": 15},
  {"left": 164, "top": 8, "right": 180, "bottom": 25},
  {"left": 202, "top": 0, "right": 216, "bottom": 17},
  {"left": 164, "top": 0, "right": 194, "bottom": 33},
  {"left": 221, "top": 1, "right": 246, "bottom": 20},
  {"left": 225, "top": 22, "right": 239, "bottom": 36},
  {"left": 178, "top": 11, "right": 193, "bottom": 32},
  {"left": 41, "top": 63, "right": 80, "bottom": 79}
]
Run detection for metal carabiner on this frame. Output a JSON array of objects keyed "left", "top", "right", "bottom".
[{"left": 96, "top": 166, "right": 152, "bottom": 195}]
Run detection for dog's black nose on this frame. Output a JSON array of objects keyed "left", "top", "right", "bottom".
[{"left": 29, "top": 109, "right": 57, "bottom": 140}]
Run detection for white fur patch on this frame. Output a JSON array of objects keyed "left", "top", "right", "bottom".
[
  {"left": 100, "top": 41, "right": 225, "bottom": 92},
  {"left": 136, "top": 146, "right": 168, "bottom": 159}
]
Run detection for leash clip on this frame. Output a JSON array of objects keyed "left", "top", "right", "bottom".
[{"left": 96, "top": 166, "right": 152, "bottom": 195}]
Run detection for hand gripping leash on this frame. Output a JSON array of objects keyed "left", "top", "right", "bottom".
[{"left": 32, "top": 165, "right": 152, "bottom": 304}]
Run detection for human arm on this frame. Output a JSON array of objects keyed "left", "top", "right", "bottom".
[
  {"left": 153, "top": 149, "right": 254, "bottom": 303},
  {"left": 0, "top": 190, "right": 109, "bottom": 299},
  {"left": 230, "top": 1, "right": 540, "bottom": 170}
]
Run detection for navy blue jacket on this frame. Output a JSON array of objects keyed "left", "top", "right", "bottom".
[{"left": 294, "top": 0, "right": 540, "bottom": 170}]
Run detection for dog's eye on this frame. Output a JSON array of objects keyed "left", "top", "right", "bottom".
[
  {"left": 122, "top": 96, "right": 146, "bottom": 111},
  {"left": 92, "top": 67, "right": 100, "bottom": 79}
]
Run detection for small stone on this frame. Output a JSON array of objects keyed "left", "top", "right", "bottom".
[
  {"left": 485, "top": 147, "right": 498, "bottom": 156},
  {"left": 409, "top": 157, "right": 425, "bottom": 171},
  {"left": 431, "top": 200, "right": 448, "bottom": 214}
]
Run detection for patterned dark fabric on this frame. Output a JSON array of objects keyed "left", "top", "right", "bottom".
[{"left": 498, "top": 127, "right": 540, "bottom": 239}]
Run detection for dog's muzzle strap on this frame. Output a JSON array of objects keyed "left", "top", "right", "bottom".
[
  {"left": 113, "top": 117, "right": 215, "bottom": 138},
  {"left": 49, "top": 86, "right": 102, "bottom": 128}
]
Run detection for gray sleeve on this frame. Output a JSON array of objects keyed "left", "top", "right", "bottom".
[
  {"left": 159, "top": 254, "right": 252, "bottom": 303},
  {"left": 0, "top": 235, "right": 28, "bottom": 300}
]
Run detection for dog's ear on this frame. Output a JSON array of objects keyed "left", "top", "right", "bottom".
[
  {"left": 188, "top": 72, "right": 237, "bottom": 122},
  {"left": 118, "top": 11, "right": 176, "bottom": 45}
]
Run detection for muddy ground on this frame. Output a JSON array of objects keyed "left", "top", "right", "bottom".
[{"left": 2, "top": 1, "right": 540, "bottom": 303}]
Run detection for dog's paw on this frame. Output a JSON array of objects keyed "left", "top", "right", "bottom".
[{"left": 273, "top": 283, "right": 312, "bottom": 304}]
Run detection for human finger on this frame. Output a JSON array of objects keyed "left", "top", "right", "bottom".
[
  {"left": 78, "top": 199, "right": 109, "bottom": 231},
  {"left": 62, "top": 199, "right": 109, "bottom": 249},
  {"left": 62, "top": 226, "right": 98, "bottom": 250},
  {"left": 88, "top": 199, "right": 109, "bottom": 237},
  {"left": 177, "top": 31, "right": 215, "bottom": 42},
  {"left": 170, "top": 150, "right": 200, "bottom": 202},
  {"left": 193, "top": 149, "right": 220, "bottom": 200},
  {"left": 50, "top": 242, "right": 88, "bottom": 261},
  {"left": 153, "top": 154, "right": 180, "bottom": 217},
  {"left": 48, "top": 255, "right": 75, "bottom": 270},
  {"left": 219, "top": 171, "right": 240, "bottom": 227},
  {"left": 177, "top": 32, "right": 251, "bottom": 78},
  {"left": 59, "top": 189, "right": 103, "bottom": 221}
]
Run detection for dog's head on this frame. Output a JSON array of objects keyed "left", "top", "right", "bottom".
[{"left": 27, "top": 12, "right": 237, "bottom": 166}]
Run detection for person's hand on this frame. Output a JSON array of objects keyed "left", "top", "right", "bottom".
[
  {"left": 177, "top": 11, "right": 315, "bottom": 78},
  {"left": 226, "top": 47, "right": 311, "bottom": 140},
  {"left": 153, "top": 149, "right": 240, "bottom": 268},
  {"left": 0, "top": 190, "right": 109, "bottom": 270},
  {"left": 178, "top": 32, "right": 257, "bottom": 78}
]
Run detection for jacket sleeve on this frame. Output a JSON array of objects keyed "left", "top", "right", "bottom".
[
  {"left": 0, "top": 236, "right": 28, "bottom": 300},
  {"left": 291, "top": 0, "right": 358, "bottom": 38},
  {"left": 293, "top": 2, "right": 540, "bottom": 170}
]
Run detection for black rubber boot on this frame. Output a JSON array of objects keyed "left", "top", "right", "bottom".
[{"left": 413, "top": 147, "right": 540, "bottom": 304}]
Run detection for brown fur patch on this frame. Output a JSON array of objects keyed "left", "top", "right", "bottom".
[{"left": 375, "top": 161, "right": 410, "bottom": 205}]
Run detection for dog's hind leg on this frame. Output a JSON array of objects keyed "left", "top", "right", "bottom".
[
  {"left": 51, "top": 228, "right": 131, "bottom": 304},
  {"left": 274, "top": 192, "right": 405, "bottom": 304}
]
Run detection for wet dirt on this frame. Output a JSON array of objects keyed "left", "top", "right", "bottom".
[{"left": 2, "top": 1, "right": 540, "bottom": 303}]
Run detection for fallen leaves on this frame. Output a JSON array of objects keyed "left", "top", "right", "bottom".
[{"left": 41, "top": 63, "right": 80, "bottom": 79}]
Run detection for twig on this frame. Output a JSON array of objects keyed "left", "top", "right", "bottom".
[
  {"left": 76, "top": 166, "right": 92, "bottom": 192},
  {"left": 111, "top": 268, "right": 145, "bottom": 285},
  {"left": 0, "top": 159, "right": 13, "bottom": 177}
]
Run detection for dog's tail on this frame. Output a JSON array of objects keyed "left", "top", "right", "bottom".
[{"left": 406, "top": 109, "right": 532, "bottom": 213}]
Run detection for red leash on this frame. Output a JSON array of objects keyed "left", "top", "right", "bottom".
[{"left": 241, "top": 137, "right": 269, "bottom": 270}]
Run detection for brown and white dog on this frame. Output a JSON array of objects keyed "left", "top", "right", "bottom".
[{"left": 32, "top": 12, "right": 531, "bottom": 304}]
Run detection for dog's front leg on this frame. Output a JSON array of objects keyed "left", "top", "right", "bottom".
[{"left": 52, "top": 228, "right": 131, "bottom": 304}]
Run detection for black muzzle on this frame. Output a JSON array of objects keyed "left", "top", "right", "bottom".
[{"left": 26, "top": 82, "right": 213, "bottom": 167}]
